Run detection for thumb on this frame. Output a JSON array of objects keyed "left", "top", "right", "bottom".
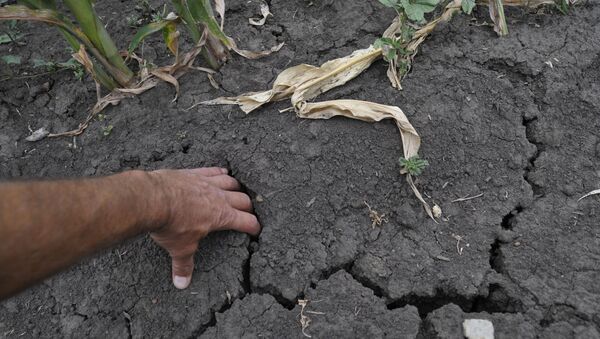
[{"left": 170, "top": 251, "right": 196, "bottom": 289}]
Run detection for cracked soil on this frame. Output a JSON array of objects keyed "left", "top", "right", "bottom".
[{"left": 1, "top": 0, "right": 599, "bottom": 338}]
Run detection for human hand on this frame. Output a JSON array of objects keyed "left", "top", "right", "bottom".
[{"left": 148, "top": 167, "right": 260, "bottom": 289}]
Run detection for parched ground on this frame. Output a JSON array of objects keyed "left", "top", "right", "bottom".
[{"left": 1, "top": 0, "right": 599, "bottom": 338}]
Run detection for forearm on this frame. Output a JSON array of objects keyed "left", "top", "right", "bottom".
[{"left": 0, "top": 171, "right": 167, "bottom": 299}]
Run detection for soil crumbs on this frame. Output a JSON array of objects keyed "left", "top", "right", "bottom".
[{"left": 1, "top": 0, "right": 599, "bottom": 338}]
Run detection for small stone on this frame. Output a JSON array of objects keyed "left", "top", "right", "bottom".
[
  {"left": 463, "top": 319, "right": 494, "bottom": 339},
  {"left": 255, "top": 195, "right": 264, "bottom": 203},
  {"left": 25, "top": 127, "right": 49, "bottom": 142},
  {"left": 432, "top": 204, "right": 442, "bottom": 219}
]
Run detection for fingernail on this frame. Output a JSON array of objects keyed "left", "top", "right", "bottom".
[
  {"left": 221, "top": 168, "right": 228, "bottom": 174},
  {"left": 173, "top": 276, "right": 190, "bottom": 289}
]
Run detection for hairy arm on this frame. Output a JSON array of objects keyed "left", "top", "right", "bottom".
[{"left": 0, "top": 168, "right": 260, "bottom": 300}]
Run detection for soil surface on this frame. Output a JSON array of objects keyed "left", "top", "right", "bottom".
[{"left": 1, "top": 0, "right": 599, "bottom": 338}]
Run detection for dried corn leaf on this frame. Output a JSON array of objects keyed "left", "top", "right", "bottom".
[
  {"left": 72, "top": 45, "right": 95, "bottom": 81},
  {"left": 408, "top": 0, "right": 462, "bottom": 51},
  {"left": 296, "top": 100, "right": 420, "bottom": 158},
  {"left": 296, "top": 99, "right": 435, "bottom": 220},
  {"left": 230, "top": 40, "right": 284, "bottom": 60},
  {"left": 49, "top": 35, "right": 209, "bottom": 138},
  {"left": 201, "top": 25, "right": 438, "bottom": 218},
  {"left": 291, "top": 49, "right": 382, "bottom": 104},
  {"left": 204, "top": 47, "right": 382, "bottom": 112},
  {"left": 151, "top": 69, "right": 180, "bottom": 101},
  {"left": 214, "top": 0, "right": 225, "bottom": 29},
  {"left": 578, "top": 189, "right": 600, "bottom": 202},
  {"left": 249, "top": 2, "right": 271, "bottom": 26},
  {"left": 26, "top": 127, "right": 49, "bottom": 142}
]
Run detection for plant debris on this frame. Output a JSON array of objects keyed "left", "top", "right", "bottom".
[
  {"left": 488, "top": 0, "right": 509, "bottom": 36},
  {"left": 297, "top": 299, "right": 324, "bottom": 338},
  {"left": 578, "top": 189, "right": 600, "bottom": 202},
  {"left": 364, "top": 201, "right": 388, "bottom": 228},
  {"left": 249, "top": 2, "right": 271, "bottom": 26},
  {"left": 25, "top": 127, "right": 49, "bottom": 142},
  {"left": 452, "top": 193, "right": 484, "bottom": 202}
]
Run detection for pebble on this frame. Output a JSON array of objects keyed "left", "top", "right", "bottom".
[{"left": 463, "top": 319, "right": 494, "bottom": 339}]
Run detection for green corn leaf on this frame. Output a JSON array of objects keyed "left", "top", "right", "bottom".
[
  {"left": 129, "top": 19, "right": 176, "bottom": 55},
  {"left": 63, "top": 0, "right": 133, "bottom": 85},
  {"left": 556, "top": 0, "right": 569, "bottom": 14},
  {"left": 187, "top": 0, "right": 230, "bottom": 46},
  {"left": 171, "top": 0, "right": 202, "bottom": 43}
]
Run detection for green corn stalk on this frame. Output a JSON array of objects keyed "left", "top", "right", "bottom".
[
  {"left": 489, "top": 0, "right": 509, "bottom": 36},
  {"left": 16, "top": 0, "right": 118, "bottom": 89},
  {"left": 62, "top": 0, "right": 133, "bottom": 86},
  {"left": 130, "top": 0, "right": 232, "bottom": 70},
  {"left": 0, "top": 1, "right": 133, "bottom": 89},
  {"left": 172, "top": 0, "right": 220, "bottom": 69}
]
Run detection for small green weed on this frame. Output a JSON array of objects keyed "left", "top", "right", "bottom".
[
  {"left": 0, "top": 20, "right": 23, "bottom": 45},
  {"left": 1, "top": 54, "right": 21, "bottom": 65},
  {"left": 378, "top": 0, "right": 440, "bottom": 22},
  {"left": 400, "top": 155, "right": 429, "bottom": 176},
  {"left": 33, "top": 57, "right": 85, "bottom": 81},
  {"left": 102, "top": 125, "right": 114, "bottom": 136},
  {"left": 374, "top": 24, "right": 413, "bottom": 62},
  {"left": 556, "top": 0, "right": 570, "bottom": 14},
  {"left": 461, "top": 0, "right": 476, "bottom": 14}
]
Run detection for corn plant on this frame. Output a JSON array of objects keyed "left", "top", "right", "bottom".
[
  {"left": 128, "top": 0, "right": 234, "bottom": 70},
  {"left": 0, "top": 0, "right": 134, "bottom": 90}
]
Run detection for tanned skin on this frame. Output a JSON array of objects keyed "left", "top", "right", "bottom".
[{"left": 0, "top": 167, "right": 260, "bottom": 300}]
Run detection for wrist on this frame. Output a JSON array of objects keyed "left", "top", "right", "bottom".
[{"left": 122, "top": 170, "right": 171, "bottom": 233}]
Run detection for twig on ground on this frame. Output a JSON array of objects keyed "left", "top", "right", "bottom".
[
  {"left": 451, "top": 193, "right": 484, "bottom": 203},
  {"left": 452, "top": 233, "right": 469, "bottom": 255},
  {"left": 298, "top": 299, "right": 312, "bottom": 338}
]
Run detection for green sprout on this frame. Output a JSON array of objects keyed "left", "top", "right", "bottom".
[
  {"left": 400, "top": 156, "right": 429, "bottom": 176},
  {"left": 102, "top": 125, "right": 113, "bottom": 136}
]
